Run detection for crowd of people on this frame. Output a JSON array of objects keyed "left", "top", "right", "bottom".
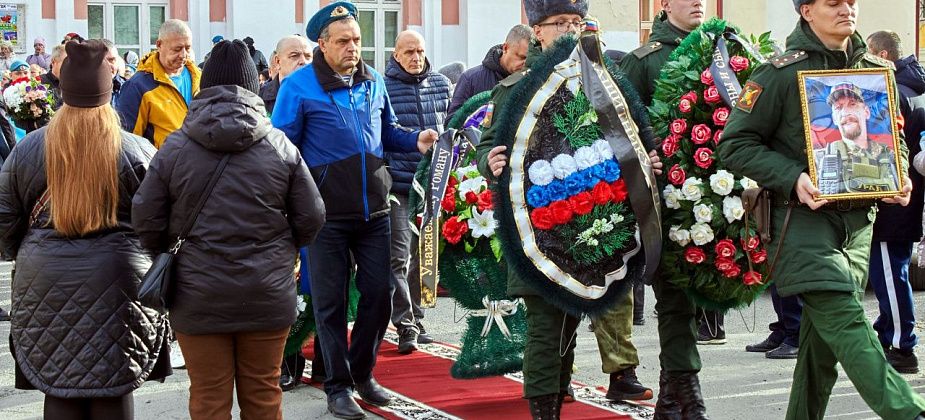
[{"left": 0, "top": 0, "right": 923, "bottom": 419}]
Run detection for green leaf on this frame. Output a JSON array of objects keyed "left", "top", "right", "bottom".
[
  {"left": 464, "top": 240, "right": 474, "bottom": 253},
  {"left": 490, "top": 237, "right": 502, "bottom": 261},
  {"left": 458, "top": 207, "right": 473, "bottom": 221}
]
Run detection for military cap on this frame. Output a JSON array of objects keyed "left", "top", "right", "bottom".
[
  {"left": 523, "top": 0, "right": 589, "bottom": 26},
  {"left": 793, "top": 0, "right": 813, "bottom": 12},
  {"left": 306, "top": 1, "right": 358, "bottom": 42},
  {"left": 827, "top": 82, "right": 864, "bottom": 106}
]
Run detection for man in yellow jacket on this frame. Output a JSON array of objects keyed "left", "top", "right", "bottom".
[{"left": 117, "top": 19, "right": 200, "bottom": 148}]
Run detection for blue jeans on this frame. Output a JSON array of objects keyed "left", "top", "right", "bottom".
[{"left": 307, "top": 216, "right": 394, "bottom": 399}]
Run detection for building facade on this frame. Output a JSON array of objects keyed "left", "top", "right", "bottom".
[{"left": 19, "top": 0, "right": 923, "bottom": 71}]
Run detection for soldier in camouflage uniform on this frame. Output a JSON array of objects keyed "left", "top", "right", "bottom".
[
  {"left": 619, "top": 1, "right": 712, "bottom": 418},
  {"left": 814, "top": 81, "right": 899, "bottom": 195},
  {"left": 718, "top": 1, "right": 925, "bottom": 418}
]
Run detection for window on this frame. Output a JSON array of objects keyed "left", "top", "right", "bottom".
[
  {"left": 87, "top": 2, "right": 168, "bottom": 59},
  {"left": 639, "top": 0, "right": 663, "bottom": 44},
  {"left": 354, "top": 0, "right": 402, "bottom": 71}
]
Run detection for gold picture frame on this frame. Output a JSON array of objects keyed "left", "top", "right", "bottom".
[{"left": 798, "top": 68, "right": 904, "bottom": 201}]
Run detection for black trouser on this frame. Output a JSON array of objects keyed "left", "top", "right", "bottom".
[
  {"left": 44, "top": 394, "right": 133, "bottom": 420},
  {"left": 307, "top": 216, "right": 393, "bottom": 399}
]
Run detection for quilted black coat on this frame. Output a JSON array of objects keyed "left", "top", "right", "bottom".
[
  {"left": 0, "top": 127, "right": 169, "bottom": 398},
  {"left": 132, "top": 85, "right": 325, "bottom": 335},
  {"left": 383, "top": 56, "right": 451, "bottom": 195}
]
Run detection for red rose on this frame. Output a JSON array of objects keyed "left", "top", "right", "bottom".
[
  {"left": 549, "top": 200, "right": 574, "bottom": 226},
  {"left": 693, "top": 147, "right": 714, "bottom": 169},
  {"left": 569, "top": 192, "right": 595, "bottom": 215},
  {"left": 700, "top": 69, "right": 714, "bottom": 86},
  {"left": 714, "top": 239, "right": 737, "bottom": 258},
  {"left": 662, "top": 134, "right": 680, "bottom": 158},
  {"left": 713, "top": 129, "right": 723, "bottom": 144},
  {"left": 678, "top": 98, "right": 693, "bottom": 113},
  {"left": 448, "top": 175, "right": 459, "bottom": 189},
  {"left": 743, "top": 271, "right": 764, "bottom": 286},
  {"left": 441, "top": 194, "right": 457, "bottom": 212},
  {"left": 751, "top": 249, "right": 768, "bottom": 264},
  {"left": 441, "top": 216, "right": 469, "bottom": 244},
  {"left": 723, "top": 264, "right": 742, "bottom": 278},
  {"left": 465, "top": 191, "right": 479, "bottom": 204},
  {"left": 741, "top": 236, "right": 760, "bottom": 251},
  {"left": 681, "top": 91, "right": 699, "bottom": 104},
  {"left": 713, "top": 107, "right": 730, "bottom": 127},
  {"left": 530, "top": 207, "right": 555, "bottom": 230},
  {"left": 610, "top": 180, "right": 628, "bottom": 203},
  {"left": 715, "top": 257, "right": 736, "bottom": 272},
  {"left": 685, "top": 247, "right": 706, "bottom": 264},
  {"left": 691, "top": 124, "right": 713, "bottom": 145},
  {"left": 591, "top": 181, "right": 613, "bottom": 205},
  {"left": 477, "top": 190, "right": 493, "bottom": 212},
  {"left": 670, "top": 118, "right": 689, "bottom": 135},
  {"left": 668, "top": 164, "right": 686, "bottom": 186},
  {"left": 729, "top": 56, "right": 750, "bottom": 72},
  {"left": 704, "top": 86, "right": 722, "bottom": 104}
]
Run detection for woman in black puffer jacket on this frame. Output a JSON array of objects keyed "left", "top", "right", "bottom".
[
  {"left": 0, "top": 40, "right": 170, "bottom": 420},
  {"left": 131, "top": 40, "right": 325, "bottom": 420}
]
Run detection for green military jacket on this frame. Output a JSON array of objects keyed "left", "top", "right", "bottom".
[
  {"left": 619, "top": 11, "right": 688, "bottom": 106},
  {"left": 718, "top": 20, "right": 907, "bottom": 297}
]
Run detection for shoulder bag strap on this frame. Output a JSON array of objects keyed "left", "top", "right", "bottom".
[{"left": 169, "top": 154, "right": 231, "bottom": 253}]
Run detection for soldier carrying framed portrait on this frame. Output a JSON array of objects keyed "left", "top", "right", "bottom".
[{"left": 798, "top": 68, "right": 905, "bottom": 201}]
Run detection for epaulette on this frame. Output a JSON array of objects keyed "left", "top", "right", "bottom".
[
  {"left": 631, "top": 41, "right": 663, "bottom": 59},
  {"left": 770, "top": 50, "right": 808, "bottom": 68},
  {"left": 863, "top": 53, "right": 896, "bottom": 70},
  {"left": 499, "top": 70, "right": 528, "bottom": 87}
]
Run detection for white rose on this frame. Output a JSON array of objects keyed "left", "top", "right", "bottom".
[
  {"left": 663, "top": 185, "right": 682, "bottom": 209},
  {"left": 528, "top": 160, "right": 555, "bottom": 186},
  {"left": 457, "top": 176, "right": 485, "bottom": 200},
  {"left": 551, "top": 154, "right": 578, "bottom": 179},
  {"left": 690, "top": 223, "right": 715, "bottom": 246},
  {"left": 668, "top": 225, "right": 692, "bottom": 246},
  {"left": 693, "top": 203, "right": 714, "bottom": 224},
  {"left": 592, "top": 140, "right": 614, "bottom": 161},
  {"left": 681, "top": 177, "right": 703, "bottom": 201},
  {"left": 740, "top": 177, "right": 759, "bottom": 190},
  {"left": 573, "top": 146, "right": 600, "bottom": 170},
  {"left": 709, "top": 170, "right": 735, "bottom": 196},
  {"left": 723, "top": 195, "right": 745, "bottom": 223}
]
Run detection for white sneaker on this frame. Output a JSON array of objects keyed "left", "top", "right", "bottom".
[{"left": 169, "top": 340, "right": 186, "bottom": 369}]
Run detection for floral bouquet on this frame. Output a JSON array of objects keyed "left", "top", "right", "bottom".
[
  {"left": 3, "top": 76, "right": 56, "bottom": 132},
  {"left": 649, "top": 19, "right": 778, "bottom": 310},
  {"left": 410, "top": 92, "right": 527, "bottom": 379}
]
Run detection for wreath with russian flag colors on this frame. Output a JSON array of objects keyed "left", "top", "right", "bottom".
[{"left": 649, "top": 19, "right": 779, "bottom": 310}]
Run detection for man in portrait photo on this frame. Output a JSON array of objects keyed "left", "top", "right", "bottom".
[{"left": 813, "top": 81, "right": 899, "bottom": 195}]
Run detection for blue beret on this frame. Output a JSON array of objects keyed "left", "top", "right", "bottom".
[
  {"left": 523, "top": 0, "right": 589, "bottom": 26},
  {"left": 9, "top": 60, "right": 27, "bottom": 72},
  {"left": 306, "top": 1, "right": 358, "bottom": 42},
  {"left": 212, "top": 35, "right": 224, "bottom": 44}
]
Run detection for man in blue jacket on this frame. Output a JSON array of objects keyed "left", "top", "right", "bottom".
[
  {"left": 383, "top": 30, "right": 451, "bottom": 355},
  {"left": 271, "top": 3, "right": 437, "bottom": 419}
]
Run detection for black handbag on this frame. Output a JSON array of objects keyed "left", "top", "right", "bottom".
[{"left": 138, "top": 154, "right": 231, "bottom": 311}]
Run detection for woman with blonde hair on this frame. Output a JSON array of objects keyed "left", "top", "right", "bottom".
[{"left": 0, "top": 39, "right": 169, "bottom": 420}]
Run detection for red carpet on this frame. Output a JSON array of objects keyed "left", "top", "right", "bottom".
[{"left": 303, "top": 334, "right": 649, "bottom": 419}]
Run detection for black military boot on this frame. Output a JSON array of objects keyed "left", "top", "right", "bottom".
[
  {"left": 528, "top": 394, "right": 560, "bottom": 420},
  {"left": 653, "top": 371, "right": 681, "bottom": 420},
  {"left": 674, "top": 372, "right": 709, "bottom": 420},
  {"left": 605, "top": 367, "right": 653, "bottom": 401}
]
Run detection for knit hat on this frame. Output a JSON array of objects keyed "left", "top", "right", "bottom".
[
  {"left": 200, "top": 40, "right": 260, "bottom": 95},
  {"left": 34, "top": 37, "right": 46, "bottom": 47},
  {"left": 9, "top": 60, "right": 27, "bottom": 72},
  {"left": 211, "top": 35, "right": 224, "bottom": 44},
  {"left": 793, "top": 0, "right": 812, "bottom": 11},
  {"left": 306, "top": 1, "right": 358, "bottom": 42},
  {"left": 523, "top": 0, "right": 589, "bottom": 26},
  {"left": 59, "top": 40, "right": 113, "bottom": 108}
]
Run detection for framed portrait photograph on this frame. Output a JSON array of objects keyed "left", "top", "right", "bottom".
[{"left": 798, "top": 68, "right": 904, "bottom": 201}]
